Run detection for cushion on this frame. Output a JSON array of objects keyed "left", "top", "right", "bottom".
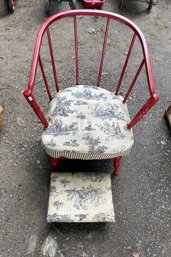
[{"left": 42, "top": 85, "right": 134, "bottom": 159}]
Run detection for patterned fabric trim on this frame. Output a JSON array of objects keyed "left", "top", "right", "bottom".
[{"left": 43, "top": 146, "right": 133, "bottom": 160}]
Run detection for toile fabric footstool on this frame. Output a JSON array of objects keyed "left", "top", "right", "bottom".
[{"left": 47, "top": 172, "right": 115, "bottom": 223}]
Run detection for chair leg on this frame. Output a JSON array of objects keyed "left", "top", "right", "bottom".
[
  {"left": 113, "top": 156, "right": 122, "bottom": 176},
  {"left": 51, "top": 157, "right": 59, "bottom": 172}
]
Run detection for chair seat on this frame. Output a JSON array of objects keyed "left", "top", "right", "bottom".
[{"left": 42, "top": 85, "right": 134, "bottom": 159}]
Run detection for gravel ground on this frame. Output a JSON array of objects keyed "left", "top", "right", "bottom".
[{"left": 0, "top": 0, "right": 171, "bottom": 257}]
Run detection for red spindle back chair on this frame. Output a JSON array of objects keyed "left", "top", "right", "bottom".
[{"left": 23, "top": 10, "right": 159, "bottom": 175}]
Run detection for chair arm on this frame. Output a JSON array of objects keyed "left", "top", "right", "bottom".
[
  {"left": 23, "top": 89, "right": 49, "bottom": 128},
  {"left": 127, "top": 93, "right": 160, "bottom": 129}
]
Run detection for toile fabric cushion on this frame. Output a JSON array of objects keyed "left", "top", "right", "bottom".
[{"left": 42, "top": 85, "right": 134, "bottom": 159}]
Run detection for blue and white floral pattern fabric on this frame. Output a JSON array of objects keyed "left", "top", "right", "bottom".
[
  {"left": 42, "top": 85, "right": 134, "bottom": 159},
  {"left": 47, "top": 172, "right": 115, "bottom": 223}
]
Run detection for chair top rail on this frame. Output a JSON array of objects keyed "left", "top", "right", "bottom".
[{"left": 27, "top": 9, "right": 155, "bottom": 97}]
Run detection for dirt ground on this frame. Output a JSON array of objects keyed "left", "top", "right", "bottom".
[{"left": 0, "top": 0, "right": 171, "bottom": 257}]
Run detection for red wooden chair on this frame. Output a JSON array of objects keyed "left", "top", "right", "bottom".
[{"left": 23, "top": 10, "right": 159, "bottom": 175}]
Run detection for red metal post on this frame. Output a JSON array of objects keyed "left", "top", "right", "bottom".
[
  {"left": 47, "top": 28, "right": 59, "bottom": 92},
  {"left": 123, "top": 59, "right": 145, "bottom": 103},
  {"left": 97, "top": 18, "right": 110, "bottom": 87},
  {"left": 74, "top": 16, "right": 79, "bottom": 85},
  {"left": 38, "top": 55, "right": 52, "bottom": 101},
  {"left": 115, "top": 33, "right": 136, "bottom": 95}
]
